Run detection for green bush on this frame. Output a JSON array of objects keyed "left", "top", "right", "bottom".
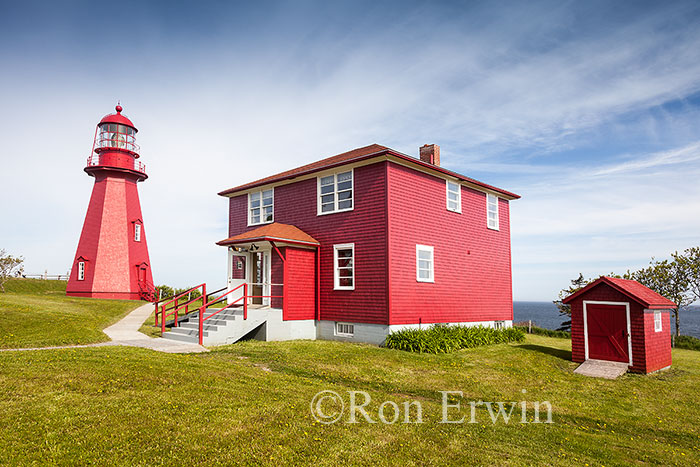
[
  {"left": 514, "top": 324, "right": 571, "bottom": 339},
  {"left": 154, "top": 285, "right": 202, "bottom": 301},
  {"left": 384, "top": 324, "right": 525, "bottom": 354},
  {"left": 675, "top": 335, "right": 700, "bottom": 351}
]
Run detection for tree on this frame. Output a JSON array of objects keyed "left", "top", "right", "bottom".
[
  {"left": 684, "top": 247, "right": 700, "bottom": 303},
  {"left": 553, "top": 273, "right": 589, "bottom": 331},
  {"left": 0, "top": 249, "right": 24, "bottom": 292},
  {"left": 627, "top": 251, "right": 698, "bottom": 337}
]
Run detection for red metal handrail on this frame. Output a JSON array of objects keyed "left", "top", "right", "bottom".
[
  {"left": 198, "top": 284, "right": 248, "bottom": 344},
  {"left": 160, "top": 284, "right": 206, "bottom": 335},
  {"left": 155, "top": 282, "right": 285, "bottom": 346},
  {"left": 86, "top": 155, "right": 146, "bottom": 174}
]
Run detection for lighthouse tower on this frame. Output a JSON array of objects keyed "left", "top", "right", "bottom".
[{"left": 67, "top": 105, "right": 155, "bottom": 300}]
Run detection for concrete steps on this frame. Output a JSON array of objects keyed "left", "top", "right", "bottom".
[
  {"left": 161, "top": 307, "right": 266, "bottom": 345},
  {"left": 574, "top": 359, "right": 628, "bottom": 379}
]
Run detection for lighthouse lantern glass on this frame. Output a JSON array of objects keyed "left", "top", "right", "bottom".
[{"left": 98, "top": 123, "right": 137, "bottom": 152}]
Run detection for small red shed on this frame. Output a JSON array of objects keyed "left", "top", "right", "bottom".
[{"left": 562, "top": 277, "right": 675, "bottom": 374}]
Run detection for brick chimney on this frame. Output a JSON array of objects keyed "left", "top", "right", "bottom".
[{"left": 419, "top": 144, "right": 440, "bottom": 166}]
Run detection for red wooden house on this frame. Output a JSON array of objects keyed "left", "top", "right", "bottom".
[{"left": 209, "top": 143, "right": 519, "bottom": 345}]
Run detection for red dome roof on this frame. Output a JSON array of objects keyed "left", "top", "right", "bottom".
[{"left": 99, "top": 104, "right": 138, "bottom": 132}]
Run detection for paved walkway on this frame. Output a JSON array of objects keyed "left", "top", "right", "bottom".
[{"left": 2, "top": 302, "right": 208, "bottom": 354}]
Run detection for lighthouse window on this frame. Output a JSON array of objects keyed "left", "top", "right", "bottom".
[
  {"left": 78, "top": 262, "right": 85, "bottom": 281},
  {"left": 134, "top": 223, "right": 142, "bottom": 242},
  {"left": 248, "top": 189, "right": 274, "bottom": 225}
]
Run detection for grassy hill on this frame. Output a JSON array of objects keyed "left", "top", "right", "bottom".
[
  {"left": 0, "top": 280, "right": 698, "bottom": 464},
  {"left": 0, "top": 279, "right": 140, "bottom": 348},
  {"left": 0, "top": 335, "right": 698, "bottom": 464}
]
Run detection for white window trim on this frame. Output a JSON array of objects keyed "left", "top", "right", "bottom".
[
  {"left": 317, "top": 169, "right": 354, "bottom": 216},
  {"left": 248, "top": 189, "right": 274, "bottom": 226},
  {"left": 416, "top": 244, "right": 434, "bottom": 283},
  {"left": 446, "top": 180, "right": 461, "bottom": 213},
  {"left": 335, "top": 322, "right": 355, "bottom": 337},
  {"left": 333, "top": 243, "right": 355, "bottom": 290},
  {"left": 654, "top": 311, "right": 663, "bottom": 332},
  {"left": 134, "top": 223, "right": 141, "bottom": 242},
  {"left": 487, "top": 193, "right": 499, "bottom": 231},
  {"left": 78, "top": 261, "right": 85, "bottom": 281}
]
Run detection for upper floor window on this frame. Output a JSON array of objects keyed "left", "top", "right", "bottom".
[
  {"left": 446, "top": 180, "right": 461, "bottom": 213},
  {"left": 249, "top": 189, "right": 274, "bottom": 225},
  {"left": 654, "top": 311, "right": 663, "bottom": 332},
  {"left": 78, "top": 261, "right": 85, "bottom": 281},
  {"left": 487, "top": 194, "right": 499, "bottom": 230},
  {"left": 333, "top": 243, "right": 355, "bottom": 290},
  {"left": 318, "top": 170, "right": 353, "bottom": 215},
  {"left": 134, "top": 223, "right": 141, "bottom": 242},
  {"left": 416, "top": 245, "right": 434, "bottom": 282}
]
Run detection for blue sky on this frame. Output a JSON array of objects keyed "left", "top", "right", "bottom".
[{"left": 1, "top": 0, "right": 700, "bottom": 301}]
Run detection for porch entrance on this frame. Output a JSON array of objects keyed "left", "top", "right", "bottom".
[{"left": 251, "top": 251, "right": 266, "bottom": 305}]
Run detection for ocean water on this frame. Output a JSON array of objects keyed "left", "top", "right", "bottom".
[{"left": 513, "top": 302, "right": 700, "bottom": 339}]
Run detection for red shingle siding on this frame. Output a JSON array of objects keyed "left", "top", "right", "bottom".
[
  {"left": 643, "top": 311, "right": 672, "bottom": 373},
  {"left": 284, "top": 247, "right": 316, "bottom": 320},
  {"left": 386, "top": 163, "right": 513, "bottom": 324},
  {"left": 68, "top": 172, "right": 151, "bottom": 300},
  {"left": 125, "top": 178, "right": 153, "bottom": 293},
  {"left": 228, "top": 162, "right": 389, "bottom": 324}
]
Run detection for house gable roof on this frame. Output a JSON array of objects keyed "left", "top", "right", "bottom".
[
  {"left": 216, "top": 222, "right": 319, "bottom": 247},
  {"left": 217, "top": 144, "right": 520, "bottom": 199},
  {"left": 562, "top": 276, "right": 677, "bottom": 309}
]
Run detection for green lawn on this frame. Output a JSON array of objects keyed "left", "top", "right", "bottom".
[
  {"left": 0, "top": 279, "right": 140, "bottom": 348},
  {"left": 0, "top": 334, "right": 698, "bottom": 465}
]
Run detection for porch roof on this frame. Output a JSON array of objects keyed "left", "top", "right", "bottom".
[{"left": 216, "top": 222, "right": 320, "bottom": 248}]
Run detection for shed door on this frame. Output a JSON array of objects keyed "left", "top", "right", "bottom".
[{"left": 586, "top": 304, "right": 629, "bottom": 363}]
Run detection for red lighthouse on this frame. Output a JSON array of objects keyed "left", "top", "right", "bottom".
[{"left": 67, "top": 105, "right": 155, "bottom": 300}]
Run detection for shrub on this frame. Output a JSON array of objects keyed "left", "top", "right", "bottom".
[
  {"left": 514, "top": 324, "right": 571, "bottom": 339},
  {"left": 154, "top": 285, "right": 202, "bottom": 301},
  {"left": 384, "top": 324, "right": 525, "bottom": 354},
  {"left": 675, "top": 335, "right": 700, "bottom": 351}
]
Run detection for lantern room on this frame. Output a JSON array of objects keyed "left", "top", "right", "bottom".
[{"left": 85, "top": 104, "right": 147, "bottom": 179}]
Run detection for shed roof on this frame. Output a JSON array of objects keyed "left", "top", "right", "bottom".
[
  {"left": 217, "top": 144, "right": 520, "bottom": 199},
  {"left": 562, "top": 276, "right": 677, "bottom": 309},
  {"left": 216, "top": 222, "right": 319, "bottom": 247}
]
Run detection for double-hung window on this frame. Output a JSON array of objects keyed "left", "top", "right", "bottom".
[
  {"left": 487, "top": 193, "right": 499, "bottom": 230},
  {"left": 446, "top": 180, "right": 461, "bottom": 212},
  {"left": 334, "top": 243, "right": 354, "bottom": 290},
  {"left": 318, "top": 170, "right": 353, "bottom": 214},
  {"left": 249, "top": 189, "right": 274, "bottom": 225},
  {"left": 654, "top": 311, "right": 663, "bottom": 332},
  {"left": 134, "top": 223, "right": 141, "bottom": 242},
  {"left": 416, "top": 245, "right": 434, "bottom": 282}
]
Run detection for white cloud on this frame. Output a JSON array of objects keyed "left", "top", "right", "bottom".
[{"left": 1, "top": 1, "right": 700, "bottom": 298}]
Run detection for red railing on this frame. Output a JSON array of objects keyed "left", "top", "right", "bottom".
[
  {"left": 158, "top": 284, "right": 206, "bottom": 335},
  {"left": 156, "top": 282, "right": 284, "bottom": 346},
  {"left": 138, "top": 279, "right": 157, "bottom": 302},
  {"left": 198, "top": 283, "right": 248, "bottom": 345},
  {"left": 86, "top": 155, "right": 146, "bottom": 174}
]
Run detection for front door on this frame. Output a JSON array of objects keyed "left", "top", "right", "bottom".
[
  {"left": 228, "top": 252, "right": 247, "bottom": 305},
  {"left": 250, "top": 251, "right": 268, "bottom": 305},
  {"left": 585, "top": 303, "right": 630, "bottom": 363}
]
